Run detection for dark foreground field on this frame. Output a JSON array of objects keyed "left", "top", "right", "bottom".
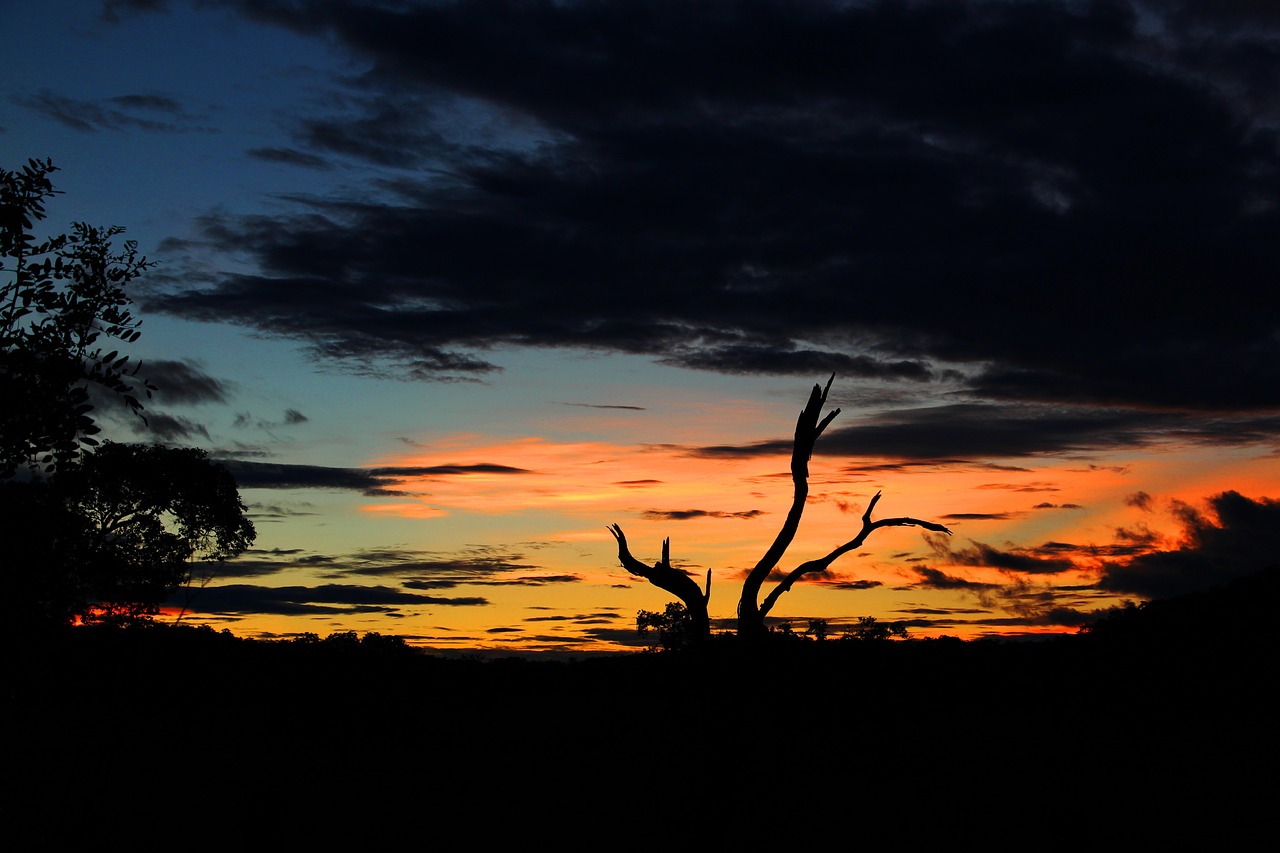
[{"left": 7, "top": 570, "right": 1278, "bottom": 847}]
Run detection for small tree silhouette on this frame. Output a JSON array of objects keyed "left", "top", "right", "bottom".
[
  {"left": 4, "top": 441, "right": 255, "bottom": 627},
  {"left": 636, "top": 601, "right": 698, "bottom": 652},
  {"left": 610, "top": 375, "right": 951, "bottom": 646}
]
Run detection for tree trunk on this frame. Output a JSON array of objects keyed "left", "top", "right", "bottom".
[
  {"left": 609, "top": 375, "right": 951, "bottom": 647},
  {"left": 608, "top": 525, "right": 711, "bottom": 646},
  {"left": 736, "top": 375, "right": 839, "bottom": 639}
]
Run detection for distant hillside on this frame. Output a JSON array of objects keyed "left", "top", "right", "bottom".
[{"left": 1084, "top": 563, "right": 1280, "bottom": 647}]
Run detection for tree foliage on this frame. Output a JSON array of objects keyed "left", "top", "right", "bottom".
[
  {"left": 4, "top": 442, "right": 256, "bottom": 627},
  {"left": 1, "top": 157, "right": 155, "bottom": 477},
  {"left": 636, "top": 601, "right": 698, "bottom": 652},
  {"left": 844, "top": 616, "right": 908, "bottom": 642},
  {"left": 1, "top": 159, "right": 255, "bottom": 634}
]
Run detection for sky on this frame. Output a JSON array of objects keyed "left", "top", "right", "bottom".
[{"left": 3, "top": 0, "right": 1280, "bottom": 656}]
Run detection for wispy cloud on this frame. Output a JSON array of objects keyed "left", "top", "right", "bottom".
[
  {"left": 174, "top": 583, "right": 487, "bottom": 615},
  {"left": 16, "top": 89, "right": 212, "bottom": 133},
  {"left": 641, "top": 509, "right": 766, "bottom": 521},
  {"left": 220, "top": 459, "right": 533, "bottom": 496}
]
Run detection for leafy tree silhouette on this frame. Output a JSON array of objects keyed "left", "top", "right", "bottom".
[
  {"left": 2, "top": 157, "right": 155, "bottom": 477},
  {"left": 2, "top": 158, "right": 255, "bottom": 629},
  {"left": 636, "top": 601, "right": 698, "bottom": 652},
  {"left": 610, "top": 375, "right": 951, "bottom": 646},
  {"left": 4, "top": 441, "right": 255, "bottom": 627}
]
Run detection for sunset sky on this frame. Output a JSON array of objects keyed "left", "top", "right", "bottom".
[{"left": 4, "top": 0, "right": 1279, "bottom": 655}]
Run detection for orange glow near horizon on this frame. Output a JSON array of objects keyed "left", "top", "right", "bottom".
[{"left": 166, "top": 419, "right": 1280, "bottom": 655}]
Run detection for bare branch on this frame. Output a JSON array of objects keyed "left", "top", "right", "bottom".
[
  {"left": 758, "top": 491, "right": 951, "bottom": 619},
  {"left": 607, "top": 523, "right": 652, "bottom": 577},
  {"left": 737, "top": 374, "right": 840, "bottom": 635},
  {"left": 608, "top": 524, "right": 711, "bottom": 641},
  {"left": 606, "top": 377, "right": 951, "bottom": 645}
]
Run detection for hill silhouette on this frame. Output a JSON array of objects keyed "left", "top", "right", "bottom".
[
  {"left": 7, "top": 567, "right": 1276, "bottom": 846},
  {"left": 1086, "top": 563, "right": 1280, "bottom": 646}
]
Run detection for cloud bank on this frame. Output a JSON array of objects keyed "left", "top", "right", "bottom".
[{"left": 136, "top": 0, "right": 1279, "bottom": 422}]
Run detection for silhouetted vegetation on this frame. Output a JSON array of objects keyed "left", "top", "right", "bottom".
[
  {"left": 4, "top": 442, "right": 255, "bottom": 628},
  {"left": 4, "top": 161, "right": 1272, "bottom": 842},
  {"left": 3, "top": 160, "right": 255, "bottom": 629},
  {"left": 2, "top": 158, "right": 155, "bottom": 477},
  {"left": 7, "top": 566, "right": 1276, "bottom": 846},
  {"left": 1085, "top": 563, "right": 1280, "bottom": 648},
  {"left": 636, "top": 600, "right": 698, "bottom": 651},
  {"left": 612, "top": 376, "right": 950, "bottom": 644}
]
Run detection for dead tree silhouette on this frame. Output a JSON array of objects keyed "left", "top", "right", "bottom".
[
  {"left": 608, "top": 525, "right": 711, "bottom": 644},
  {"left": 609, "top": 375, "right": 952, "bottom": 644}
]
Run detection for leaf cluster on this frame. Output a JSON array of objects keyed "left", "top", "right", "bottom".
[
  {"left": 636, "top": 601, "right": 698, "bottom": 652},
  {"left": 2, "top": 158, "right": 156, "bottom": 477}
]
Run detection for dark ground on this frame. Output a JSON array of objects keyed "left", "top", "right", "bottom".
[{"left": 6, "top": 569, "right": 1277, "bottom": 847}]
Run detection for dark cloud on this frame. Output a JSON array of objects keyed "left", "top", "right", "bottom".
[
  {"left": 525, "top": 611, "right": 620, "bottom": 623},
  {"left": 978, "top": 482, "right": 1059, "bottom": 493},
  {"left": 220, "top": 459, "right": 532, "bottom": 495},
  {"left": 559, "top": 402, "right": 646, "bottom": 411},
  {"left": 111, "top": 93, "right": 183, "bottom": 112},
  {"left": 898, "top": 490, "right": 1280, "bottom": 624},
  {"left": 101, "top": 0, "right": 171, "bottom": 23},
  {"left": 972, "top": 576, "right": 1090, "bottom": 625},
  {"left": 171, "top": 583, "right": 488, "bottom": 615},
  {"left": 824, "top": 579, "right": 882, "bottom": 591},
  {"left": 141, "top": 0, "right": 1280, "bottom": 425},
  {"left": 15, "top": 89, "right": 208, "bottom": 133},
  {"left": 145, "top": 359, "right": 231, "bottom": 404},
  {"left": 689, "top": 403, "right": 1280, "bottom": 462},
  {"left": 245, "top": 502, "right": 321, "bottom": 521},
  {"left": 141, "top": 412, "right": 211, "bottom": 442},
  {"left": 1099, "top": 491, "right": 1280, "bottom": 599},
  {"left": 189, "top": 543, "right": 547, "bottom": 592},
  {"left": 1125, "top": 491, "right": 1155, "bottom": 511},
  {"left": 294, "top": 93, "right": 453, "bottom": 168},
  {"left": 85, "top": 368, "right": 219, "bottom": 442},
  {"left": 641, "top": 508, "right": 766, "bottom": 521},
  {"left": 221, "top": 460, "right": 400, "bottom": 494},
  {"left": 579, "top": 625, "right": 650, "bottom": 647},
  {"left": 246, "top": 147, "right": 333, "bottom": 169},
  {"left": 185, "top": 557, "right": 295, "bottom": 579},
  {"left": 360, "top": 547, "right": 547, "bottom": 582},
  {"left": 486, "top": 574, "right": 581, "bottom": 586},
  {"left": 1112, "top": 522, "right": 1165, "bottom": 551},
  {"left": 928, "top": 536, "right": 1079, "bottom": 574},
  {"left": 909, "top": 565, "right": 1000, "bottom": 591}
]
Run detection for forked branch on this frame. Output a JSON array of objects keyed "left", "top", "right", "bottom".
[
  {"left": 737, "top": 374, "right": 839, "bottom": 634},
  {"left": 758, "top": 491, "right": 952, "bottom": 619},
  {"left": 608, "top": 524, "right": 711, "bottom": 643}
]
